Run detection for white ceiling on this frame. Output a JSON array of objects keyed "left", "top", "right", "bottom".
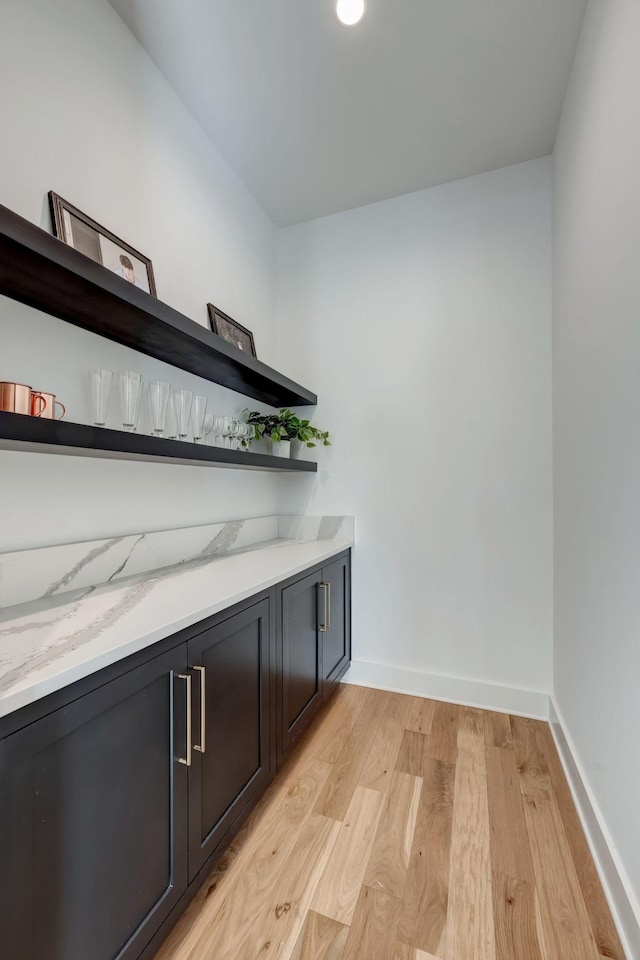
[{"left": 108, "top": 0, "right": 587, "bottom": 226}]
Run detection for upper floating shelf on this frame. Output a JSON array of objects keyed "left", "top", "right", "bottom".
[{"left": 0, "top": 204, "right": 317, "bottom": 408}]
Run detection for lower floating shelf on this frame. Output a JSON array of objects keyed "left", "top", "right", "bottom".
[{"left": 0, "top": 412, "right": 317, "bottom": 473}]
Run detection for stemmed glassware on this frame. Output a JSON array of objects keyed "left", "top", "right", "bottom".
[
  {"left": 147, "top": 380, "right": 171, "bottom": 437},
  {"left": 89, "top": 369, "right": 113, "bottom": 427},
  {"left": 119, "top": 371, "right": 142, "bottom": 433},
  {"left": 172, "top": 389, "right": 193, "bottom": 441},
  {"left": 241, "top": 422, "right": 255, "bottom": 451},
  {"left": 221, "top": 416, "right": 233, "bottom": 449},
  {"left": 191, "top": 395, "right": 208, "bottom": 443}
]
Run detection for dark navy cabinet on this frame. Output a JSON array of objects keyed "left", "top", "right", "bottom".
[
  {"left": 0, "top": 645, "right": 189, "bottom": 960},
  {"left": 186, "top": 596, "right": 272, "bottom": 881},
  {"left": 277, "top": 551, "right": 352, "bottom": 767},
  {"left": 0, "top": 550, "right": 350, "bottom": 960}
]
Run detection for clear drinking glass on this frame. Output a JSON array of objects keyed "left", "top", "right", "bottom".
[
  {"left": 166, "top": 394, "right": 178, "bottom": 439},
  {"left": 221, "top": 416, "right": 233, "bottom": 449},
  {"left": 89, "top": 369, "right": 113, "bottom": 427},
  {"left": 202, "top": 412, "right": 216, "bottom": 445},
  {"left": 119, "top": 371, "right": 142, "bottom": 433},
  {"left": 172, "top": 389, "right": 193, "bottom": 441},
  {"left": 241, "top": 423, "right": 255, "bottom": 451},
  {"left": 212, "top": 415, "right": 225, "bottom": 447},
  {"left": 191, "top": 395, "right": 208, "bottom": 443},
  {"left": 147, "top": 380, "right": 171, "bottom": 437}
]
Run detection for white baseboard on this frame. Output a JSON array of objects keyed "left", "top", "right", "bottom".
[
  {"left": 549, "top": 697, "right": 640, "bottom": 960},
  {"left": 342, "top": 658, "right": 550, "bottom": 720}
]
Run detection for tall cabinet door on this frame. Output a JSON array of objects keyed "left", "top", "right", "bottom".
[
  {"left": 277, "top": 569, "right": 323, "bottom": 764},
  {"left": 0, "top": 645, "right": 189, "bottom": 960},
  {"left": 320, "top": 552, "right": 351, "bottom": 695},
  {"left": 187, "top": 597, "right": 271, "bottom": 881}
]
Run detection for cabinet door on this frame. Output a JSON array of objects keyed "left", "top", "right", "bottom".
[
  {"left": 0, "top": 646, "right": 189, "bottom": 960},
  {"left": 320, "top": 553, "right": 352, "bottom": 695},
  {"left": 187, "top": 597, "right": 271, "bottom": 880},
  {"left": 278, "top": 569, "right": 323, "bottom": 764}
]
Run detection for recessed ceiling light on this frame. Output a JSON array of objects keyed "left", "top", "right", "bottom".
[{"left": 336, "top": 0, "right": 366, "bottom": 27}]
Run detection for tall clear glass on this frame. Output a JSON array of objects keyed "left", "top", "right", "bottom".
[
  {"left": 119, "top": 371, "right": 142, "bottom": 433},
  {"left": 221, "top": 416, "right": 233, "bottom": 449},
  {"left": 147, "top": 380, "right": 171, "bottom": 437},
  {"left": 191, "top": 395, "right": 208, "bottom": 443},
  {"left": 166, "top": 394, "right": 178, "bottom": 439},
  {"left": 172, "top": 389, "right": 193, "bottom": 441},
  {"left": 89, "top": 369, "right": 113, "bottom": 427}
]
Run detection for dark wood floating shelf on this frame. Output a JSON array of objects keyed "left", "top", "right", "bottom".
[
  {"left": 0, "top": 204, "right": 317, "bottom": 408},
  {"left": 0, "top": 412, "right": 317, "bottom": 473}
]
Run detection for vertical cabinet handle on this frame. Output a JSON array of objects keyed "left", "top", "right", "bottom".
[
  {"left": 177, "top": 673, "right": 192, "bottom": 767},
  {"left": 193, "top": 665, "right": 206, "bottom": 754},
  {"left": 318, "top": 582, "right": 330, "bottom": 632}
]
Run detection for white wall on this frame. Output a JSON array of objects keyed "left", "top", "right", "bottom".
[
  {"left": 277, "top": 158, "right": 553, "bottom": 704},
  {"left": 0, "top": 0, "right": 281, "bottom": 551},
  {"left": 553, "top": 0, "right": 640, "bottom": 939}
]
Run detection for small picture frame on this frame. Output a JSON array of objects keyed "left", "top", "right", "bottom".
[
  {"left": 48, "top": 191, "right": 157, "bottom": 296},
  {"left": 207, "top": 304, "right": 257, "bottom": 357}
]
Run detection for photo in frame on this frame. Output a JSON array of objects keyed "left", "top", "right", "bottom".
[
  {"left": 48, "top": 191, "right": 157, "bottom": 296},
  {"left": 207, "top": 304, "right": 257, "bottom": 357}
]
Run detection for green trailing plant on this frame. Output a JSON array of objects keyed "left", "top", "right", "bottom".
[{"left": 244, "top": 408, "right": 331, "bottom": 448}]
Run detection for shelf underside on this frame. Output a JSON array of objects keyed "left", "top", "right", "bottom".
[{"left": 0, "top": 413, "right": 317, "bottom": 473}]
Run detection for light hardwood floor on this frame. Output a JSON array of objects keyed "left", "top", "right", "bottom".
[{"left": 154, "top": 685, "right": 625, "bottom": 960}]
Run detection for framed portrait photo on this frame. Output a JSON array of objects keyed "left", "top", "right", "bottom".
[
  {"left": 207, "top": 304, "right": 257, "bottom": 358},
  {"left": 48, "top": 191, "right": 157, "bottom": 296}
]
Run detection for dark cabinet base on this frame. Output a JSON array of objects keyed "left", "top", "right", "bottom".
[{"left": 0, "top": 550, "right": 351, "bottom": 960}]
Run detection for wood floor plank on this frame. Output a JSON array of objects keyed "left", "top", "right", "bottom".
[
  {"left": 427, "top": 701, "right": 460, "bottom": 763},
  {"left": 486, "top": 743, "right": 535, "bottom": 882},
  {"left": 305, "top": 683, "right": 369, "bottom": 764},
  {"left": 341, "top": 886, "right": 401, "bottom": 960},
  {"left": 244, "top": 812, "right": 342, "bottom": 960},
  {"left": 405, "top": 696, "right": 435, "bottom": 735},
  {"left": 484, "top": 711, "right": 514, "bottom": 749},
  {"left": 444, "top": 708, "right": 496, "bottom": 960},
  {"left": 511, "top": 715, "right": 551, "bottom": 799},
  {"left": 397, "top": 757, "right": 455, "bottom": 955},
  {"left": 523, "top": 792, "right": 601, "bottom": 960},
  {"left": 393, "top": 943, "right": 442, "bottom": 960},
  {"left": 153, "top": 755, "right": 334, "bottom": 960},
  {"left": 395, "top": 730, "right": 427, "bottom": 777},
  {"left": 288, "top": 910, "right": 349, "bottom": 960},
  {"left": 311, "top": 785, "right": 385, "bottom": 924},
  {"left": 359, "top": 695, "right": 413, "bottom": 793},
  {"left": 152, "top": 688, "right": 624, "bottom": 960},
  {"left": 363, "top": 771, "right": 422, "bottom": 899},
  {"left": 537, "top": 724, "right": 626, "bottom": 960},
  {"left": 492, "top": 872, "right": 544, "bottom": 960},
  {"left": 314, "top": 689, "right": 390, "bottom": 820}
]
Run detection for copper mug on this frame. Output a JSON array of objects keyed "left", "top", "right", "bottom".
[
  {"left": 0, "top": 382, "right": 45, "bottom": 416},
  {"left": 32, "top": 391, "right": 66, "bottom": 420}
]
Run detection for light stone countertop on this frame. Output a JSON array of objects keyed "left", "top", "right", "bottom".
[{"left": 0, "top": 534, "right": 353, "bottom": 721}]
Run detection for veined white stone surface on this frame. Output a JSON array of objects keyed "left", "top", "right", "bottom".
[
  {"left": 0, "top": 520, "right": 353, "bottom": 721},
  {"left": 0, "top": 515, "right": 354, "bottom": 610}
]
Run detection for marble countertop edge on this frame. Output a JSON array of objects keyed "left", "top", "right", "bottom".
[{"left": 0, "top": 536, "right": 353, "bottom": 722}]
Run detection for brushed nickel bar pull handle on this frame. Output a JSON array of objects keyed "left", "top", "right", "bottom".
[
  {"left": 326, "top": 580, "right": 331, "bottom": 632},
  {"left": 193, "top": 665, "right": 206, "bottom": 754},
  {"left": 178, "top": 673, "right": 192, "bottom": 767},
  {"left": 319, "top": 582, "right": 329, "bottom": 632}
]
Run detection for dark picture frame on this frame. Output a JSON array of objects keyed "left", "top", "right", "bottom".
[
  {"left": 48, "top": 191, "right": 157, "bottom": 296},
  {"left": 207, "top": 304, "right": 257, "bottom": 357}
]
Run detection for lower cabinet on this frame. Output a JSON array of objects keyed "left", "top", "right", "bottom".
[
  {"left": 187, "top": 596, "right": 272, "bottom": 880},
  {"left": 0, "top": 645, "right": 189, "bottom": 960},
  {"left": 0, "top": 549, "right": 350, "bottom": 960},
  {"left": 277, "top": 551, "right": 351, "bottom": 766}
]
